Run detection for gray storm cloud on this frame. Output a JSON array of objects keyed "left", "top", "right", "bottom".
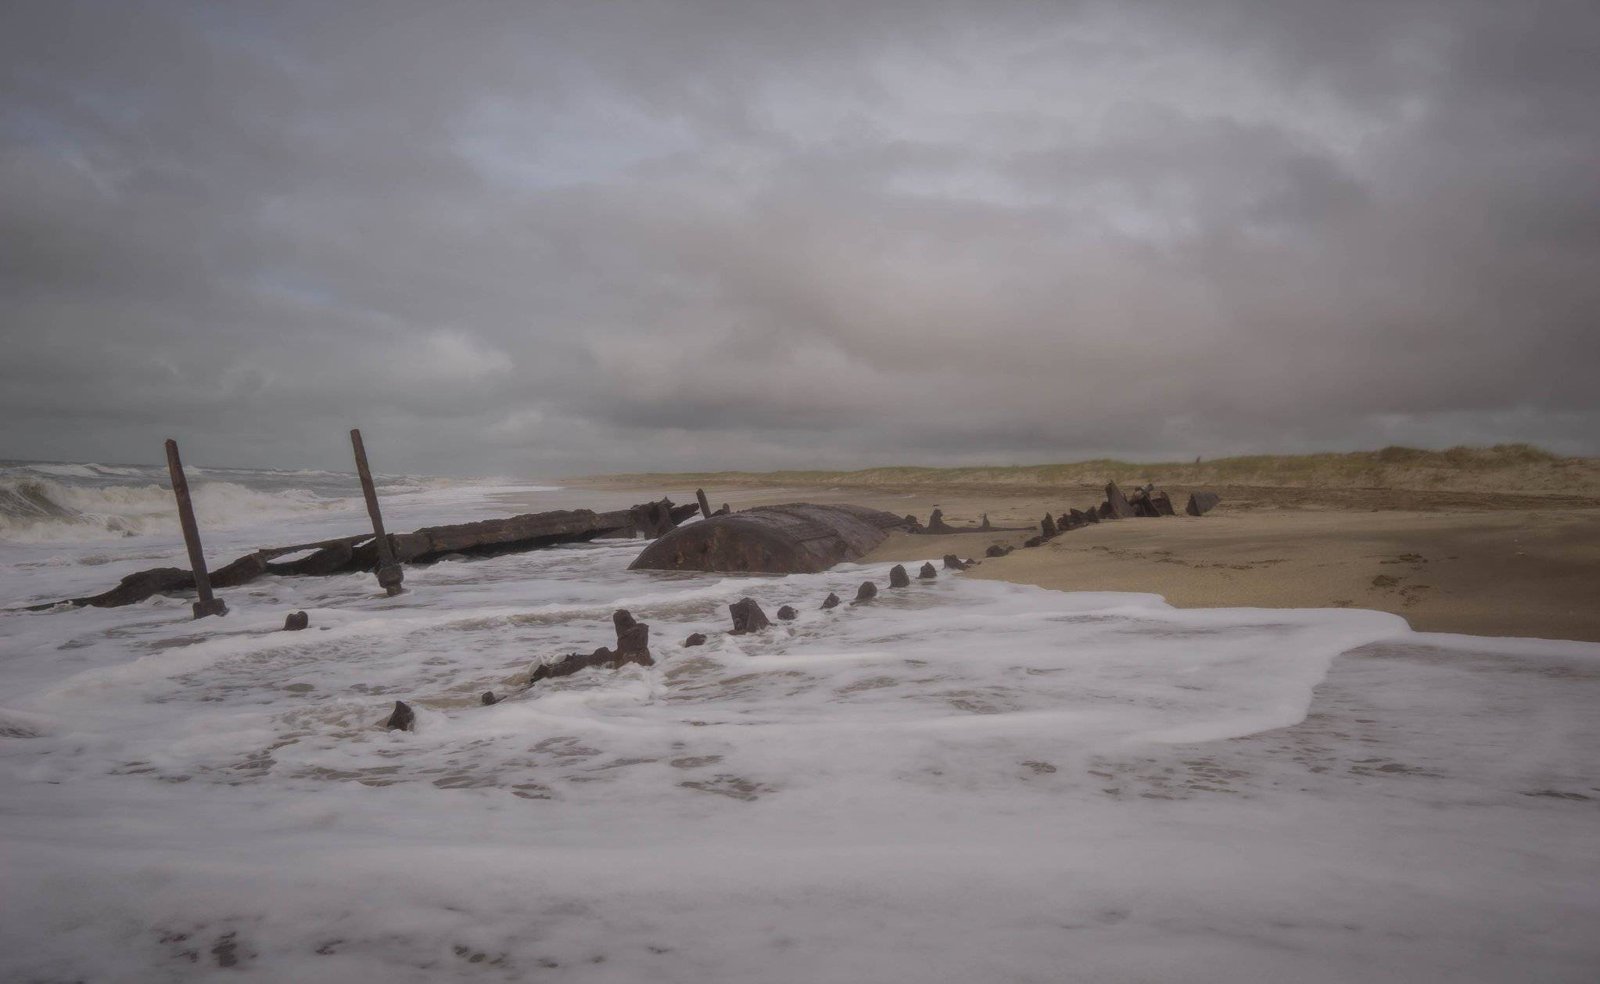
[{"left": 2, "top": 0, "right": 1596, "bottom": 475}]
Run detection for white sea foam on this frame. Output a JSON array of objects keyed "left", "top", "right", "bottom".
[{"left": 1, "top": 481, "right": 1597, "bottom": 982}]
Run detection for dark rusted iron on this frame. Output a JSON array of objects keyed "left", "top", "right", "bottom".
[
  {"left": 350, "top": 428, "right": 403, "bottom": 596},
  {"left": 626, "top": 497, "right": 694, "bottom": 538},
  {"left": 528, "top": 609, "right": 655, "bottom": 687},
  {"left": 729, "top": 597, "right": 771, "bottom": 634},
  {"left": 1104, "top": 481, "right": 1137, "bottom": 519},
  {"left": 1186, "top": 491, "right": 1222, "bottom": 516},
  {"left": 164, "top": 439, "right": 226, "bottom": 620},
  {"left": 385, "top": 700, "right": 414, "bottom": 731},
  {"left": 628, "top": 504, "right": 910, "bottom": 574}
]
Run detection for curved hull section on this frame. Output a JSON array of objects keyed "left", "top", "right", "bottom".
[{"left": 628, "top": 503, "right": 909, "bottom": 574}]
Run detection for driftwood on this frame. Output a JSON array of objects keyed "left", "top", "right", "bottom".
[
  {"left": 34, "top": 500, "right": 693, "bottom": 611},
  {"left": 629, "top": 503, "right": 910, "bottom": 575}
]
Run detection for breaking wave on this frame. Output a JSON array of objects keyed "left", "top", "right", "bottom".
[
  {"left": 0, "top": 472, "right": 344, "bottom": 542},
  {"left": 0, "top": 460, "right": 556, "bottom": 544}
]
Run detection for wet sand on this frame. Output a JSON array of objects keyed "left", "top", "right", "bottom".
[{"left": 566, "top": 479, "right": 1600, "bottom": 643}]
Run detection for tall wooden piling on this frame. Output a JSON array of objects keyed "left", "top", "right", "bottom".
[
  {"left": 164, "top": 438, "right": 227, "bottom": 619},
  {"left": 696, "top": 488, "right": 712, "bottom": 520},
  {"left": 350, "top": 428, "right": 404, "bottom": 596}
]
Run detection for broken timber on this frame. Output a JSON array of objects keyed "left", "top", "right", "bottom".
[
  {"left": 33, "top": 500, "right": 697, "bottom": 611},
  {"left": 629, "top": 503, "right": 910, "bottom": 574}
]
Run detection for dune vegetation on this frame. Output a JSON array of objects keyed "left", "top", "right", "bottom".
[{"left": 591, "top": 445, "right": 1600, "bottom": 497}]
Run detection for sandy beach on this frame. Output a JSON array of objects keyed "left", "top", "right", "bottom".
[{"left": 570, "top": 474, "right": 1600, "bottom": 643}]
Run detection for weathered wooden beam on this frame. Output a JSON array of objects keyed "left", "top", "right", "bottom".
[
  {"left": 350, "top": 428, "right": 403, "bottom": 596},
  {"left": 164, "top": 439, "right": 226, "bottom": 620}
]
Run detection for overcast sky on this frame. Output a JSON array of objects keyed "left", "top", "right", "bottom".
[{"left": 2, "top": 0, "right": 1597, "bottom": 477}]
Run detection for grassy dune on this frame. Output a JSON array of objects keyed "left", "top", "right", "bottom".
[{"left": 589, "top": 445, "right": 1600, "bottom": 498}]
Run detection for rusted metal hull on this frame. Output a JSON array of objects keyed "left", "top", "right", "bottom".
[{"left": 628, "top": 504, "right": 910, "bottom": 575}]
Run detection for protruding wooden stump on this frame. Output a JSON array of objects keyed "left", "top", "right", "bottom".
[
  {"left": 350, "top": 428, "right": 404, "bottom": 596},
  {"left": 164, "top": 438, "right": 227, "bottom": 619}
]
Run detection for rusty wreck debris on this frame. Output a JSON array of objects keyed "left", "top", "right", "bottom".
[{"left": 628, "top": 503, "right": 910, "bottom": 575}]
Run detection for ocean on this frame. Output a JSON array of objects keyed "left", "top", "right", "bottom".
[{"left": 2, "top": 461, "right": 1597, "bottom": 982}]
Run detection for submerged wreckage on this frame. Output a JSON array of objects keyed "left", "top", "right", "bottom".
[
  {"left": 34, "top": 498, "right": 700, "bottom": 611},
  {"left": 38, "top": 499, "right": 915, "bottom": 610}
]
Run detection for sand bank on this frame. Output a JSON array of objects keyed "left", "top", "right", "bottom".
[{"left": 869, "top": 510, "right": 1600, "bottom": 643}]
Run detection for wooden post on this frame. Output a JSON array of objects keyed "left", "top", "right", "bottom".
[
  {"left": 164, "top": 439, "right": 227, "bottom": 619},
  {"left": 696, "top": 488, "right": 712, "bottom": 520},
  {"left": 350, "top": 428, "right": 404, "bottom": 596}
]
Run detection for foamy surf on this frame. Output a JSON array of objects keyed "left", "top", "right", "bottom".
[
  {"left": 1, "top": 474, "right": 1597, "bottom": 983},
  {"left": 0, "top": 460, "right": 558, "bottom": 545}
]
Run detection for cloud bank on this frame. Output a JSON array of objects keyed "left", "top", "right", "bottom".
[{"left": 3, "top": 0, "right": 1597, "bottom": 475}]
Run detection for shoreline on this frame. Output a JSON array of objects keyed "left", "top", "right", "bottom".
[{"left": 561, "top": 477, "right": 1600, "bottom": 643}]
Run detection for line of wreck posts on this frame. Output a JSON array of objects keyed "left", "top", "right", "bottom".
[{"left": 31, "top": 435, "right": 1219, "bottom": 733}]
